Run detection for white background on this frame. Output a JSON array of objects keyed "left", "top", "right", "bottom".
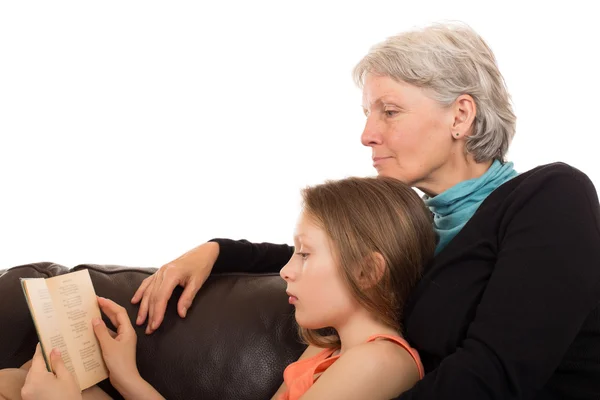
[{"left": 1, "top": 1, "right": 599, "bottom": 269}]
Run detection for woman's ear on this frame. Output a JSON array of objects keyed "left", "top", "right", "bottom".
[
  {"left": 358, "top": 252, "right": 386, "bottom": 289},
  {"left": 451, "top": 94, "right": 476, "bottom": 139}
]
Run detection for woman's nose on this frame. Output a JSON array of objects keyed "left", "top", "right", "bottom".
[{"left": 361, "top": 116, "right": 382, "bottom": 147}]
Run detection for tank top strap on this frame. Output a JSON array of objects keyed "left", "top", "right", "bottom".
[
  {"left": 282, "top": 346, "right": 338, "bottom": 399},
  {"left": 365, "top": 334, "right": 424, "bottom": 379},
  {"left": 313, "top": 352, "right": 341, "bottom": 375}
]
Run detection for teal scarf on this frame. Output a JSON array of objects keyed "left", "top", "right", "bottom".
[{"left": 424, "top": 160, "right": 518, "bottom": 255}]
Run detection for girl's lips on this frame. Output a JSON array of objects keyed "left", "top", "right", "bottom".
[{"left": 288, "top": 295, "right": 298, "bottom": 305}]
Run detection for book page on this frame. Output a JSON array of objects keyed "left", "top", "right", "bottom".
[
  {"left": 21, "top": 278, "right": 76, "bottom": 377},
  {"left": 46, "top": 269, "right": 109, "bottom": 390}
]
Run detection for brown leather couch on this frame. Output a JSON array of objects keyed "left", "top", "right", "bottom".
[{"left": 0, "top": 262, "right": 305, "bottom": 400}]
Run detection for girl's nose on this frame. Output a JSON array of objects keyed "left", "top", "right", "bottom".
[{"left": 280, "top": 259, "right": 296, "bottom": 281}]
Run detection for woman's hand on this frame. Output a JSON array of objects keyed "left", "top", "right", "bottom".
[
  {"left": 131, "top": 241, "right": 219, "bottom": 334},
  {"left": 21, "top": 343, "right": 82, "bottom": 400},
  {"left": 92, "top": 296, "right": 141, "bottom": 393}
]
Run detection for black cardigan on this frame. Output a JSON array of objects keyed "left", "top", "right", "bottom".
[{"left": 210, "top": 163, "right": 600, "bottom": 399}]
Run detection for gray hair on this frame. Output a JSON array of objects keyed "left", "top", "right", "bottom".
[{"left": 353, "top": 22, "right": 516, "bottom": 162}]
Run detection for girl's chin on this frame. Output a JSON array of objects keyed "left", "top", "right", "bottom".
[
  {"left": 295, "top": 313, "right": 328, "bottom": 330},
  {"left": 295, "top": 320, "right": 321, "bottom": 330}
]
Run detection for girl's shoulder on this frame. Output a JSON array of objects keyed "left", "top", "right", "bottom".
[
  {"left": 364, "top": 334, "right": 424, "bottom": 378},
  {"left": 300, "top": 337, "right": 421, "bottom": 399},
  {"left": 332, "top": 335, "right": 421, "bottom": 383}
]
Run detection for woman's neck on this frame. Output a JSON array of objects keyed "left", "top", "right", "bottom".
[
  {"left": 333, "top": 308, "right": 400, "bottom": 355},
  {"left": 417, "top": 155, "right": 493, "bottom": 197}
]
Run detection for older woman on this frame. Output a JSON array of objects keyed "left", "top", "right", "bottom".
[{"left": 15, "top": 22, "right": 600, "bottom": 399}]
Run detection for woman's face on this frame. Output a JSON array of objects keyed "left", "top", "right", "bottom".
[
  {"left": 280, "top": 212, "right": 357, "bottom": 330},
  {"left": 361, "top": 74, "right": 458, "bottom": 190}
]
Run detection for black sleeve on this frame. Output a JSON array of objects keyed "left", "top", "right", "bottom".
[
  {"left": 208, "top": 238, "right": 295, "bottom": 274},
  {"left": 397, "top": 166, "right": 600, "bottom": 399}
]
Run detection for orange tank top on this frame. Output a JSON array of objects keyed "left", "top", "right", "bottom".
[{"left": 277, "top": 334, "right": 424, "bottom": 400}]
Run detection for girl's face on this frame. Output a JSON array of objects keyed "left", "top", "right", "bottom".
[{"left": 280, "top": 212, "right": 358, "bottom": 329}]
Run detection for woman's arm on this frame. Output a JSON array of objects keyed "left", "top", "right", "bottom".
[
  {"left": 398, "top": 165, "right": 600, "bottom": 399},
  {"left": 210, "top": 238, "right": 294, "bottom": 274},
  {"left": 300, "top": 341, "right": 420, "bottom": 400},
  {"left": 131, "top": 239, "right": 294, "bottom": 332}
]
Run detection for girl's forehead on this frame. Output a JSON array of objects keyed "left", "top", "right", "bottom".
[{"left": 294, "top": 213, "right": 328, "bottom": 245}]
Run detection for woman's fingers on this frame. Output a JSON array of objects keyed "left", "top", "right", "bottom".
[
  {"left": 131, "top": 275, "right": 153, "bottom": 304},
  {"left": 148, "top": 273, "right": 181, "bottom": 332},
  {"left": 146, "top": 268, "right": 166, "bottom": 333},
  {"left": 177, "top": 278, "right": 201, "bottom": 318},
  {"left": 137, "top": 282, "right": 153, "bottom": 326}
]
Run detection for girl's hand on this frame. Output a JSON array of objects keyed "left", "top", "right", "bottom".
[
  {"left": 92, "top": 296, "right": 141, "bottom": 392},
  {"left": 21, "top": 343, "right": 82, "bottom": 400}
]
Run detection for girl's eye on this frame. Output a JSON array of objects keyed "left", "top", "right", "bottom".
[{"left": 296, "top": 252, "right": 309, "bottom": 260}]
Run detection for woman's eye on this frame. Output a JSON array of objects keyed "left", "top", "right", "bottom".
[
  {"left": 384, "top": 109, "right": 398, "bottom": 117},
  {"left": 296, "top": 252, "right": 309, "bottom": 260}
]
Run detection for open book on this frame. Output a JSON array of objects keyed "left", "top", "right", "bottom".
[{"left": 21, "top": 269, "right": 109, "bottom": 391}]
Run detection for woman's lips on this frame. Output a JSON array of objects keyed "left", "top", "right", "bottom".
[{"left": 373, "top": 156, "right": 392, "bottom": 166}]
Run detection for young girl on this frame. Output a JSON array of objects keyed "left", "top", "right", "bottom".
[
  {"left": 11, "top": 176, "right": 435, "bottom": 400},
  {"left": 272, "top": 176, "right": 435, "bottom": 399}
]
